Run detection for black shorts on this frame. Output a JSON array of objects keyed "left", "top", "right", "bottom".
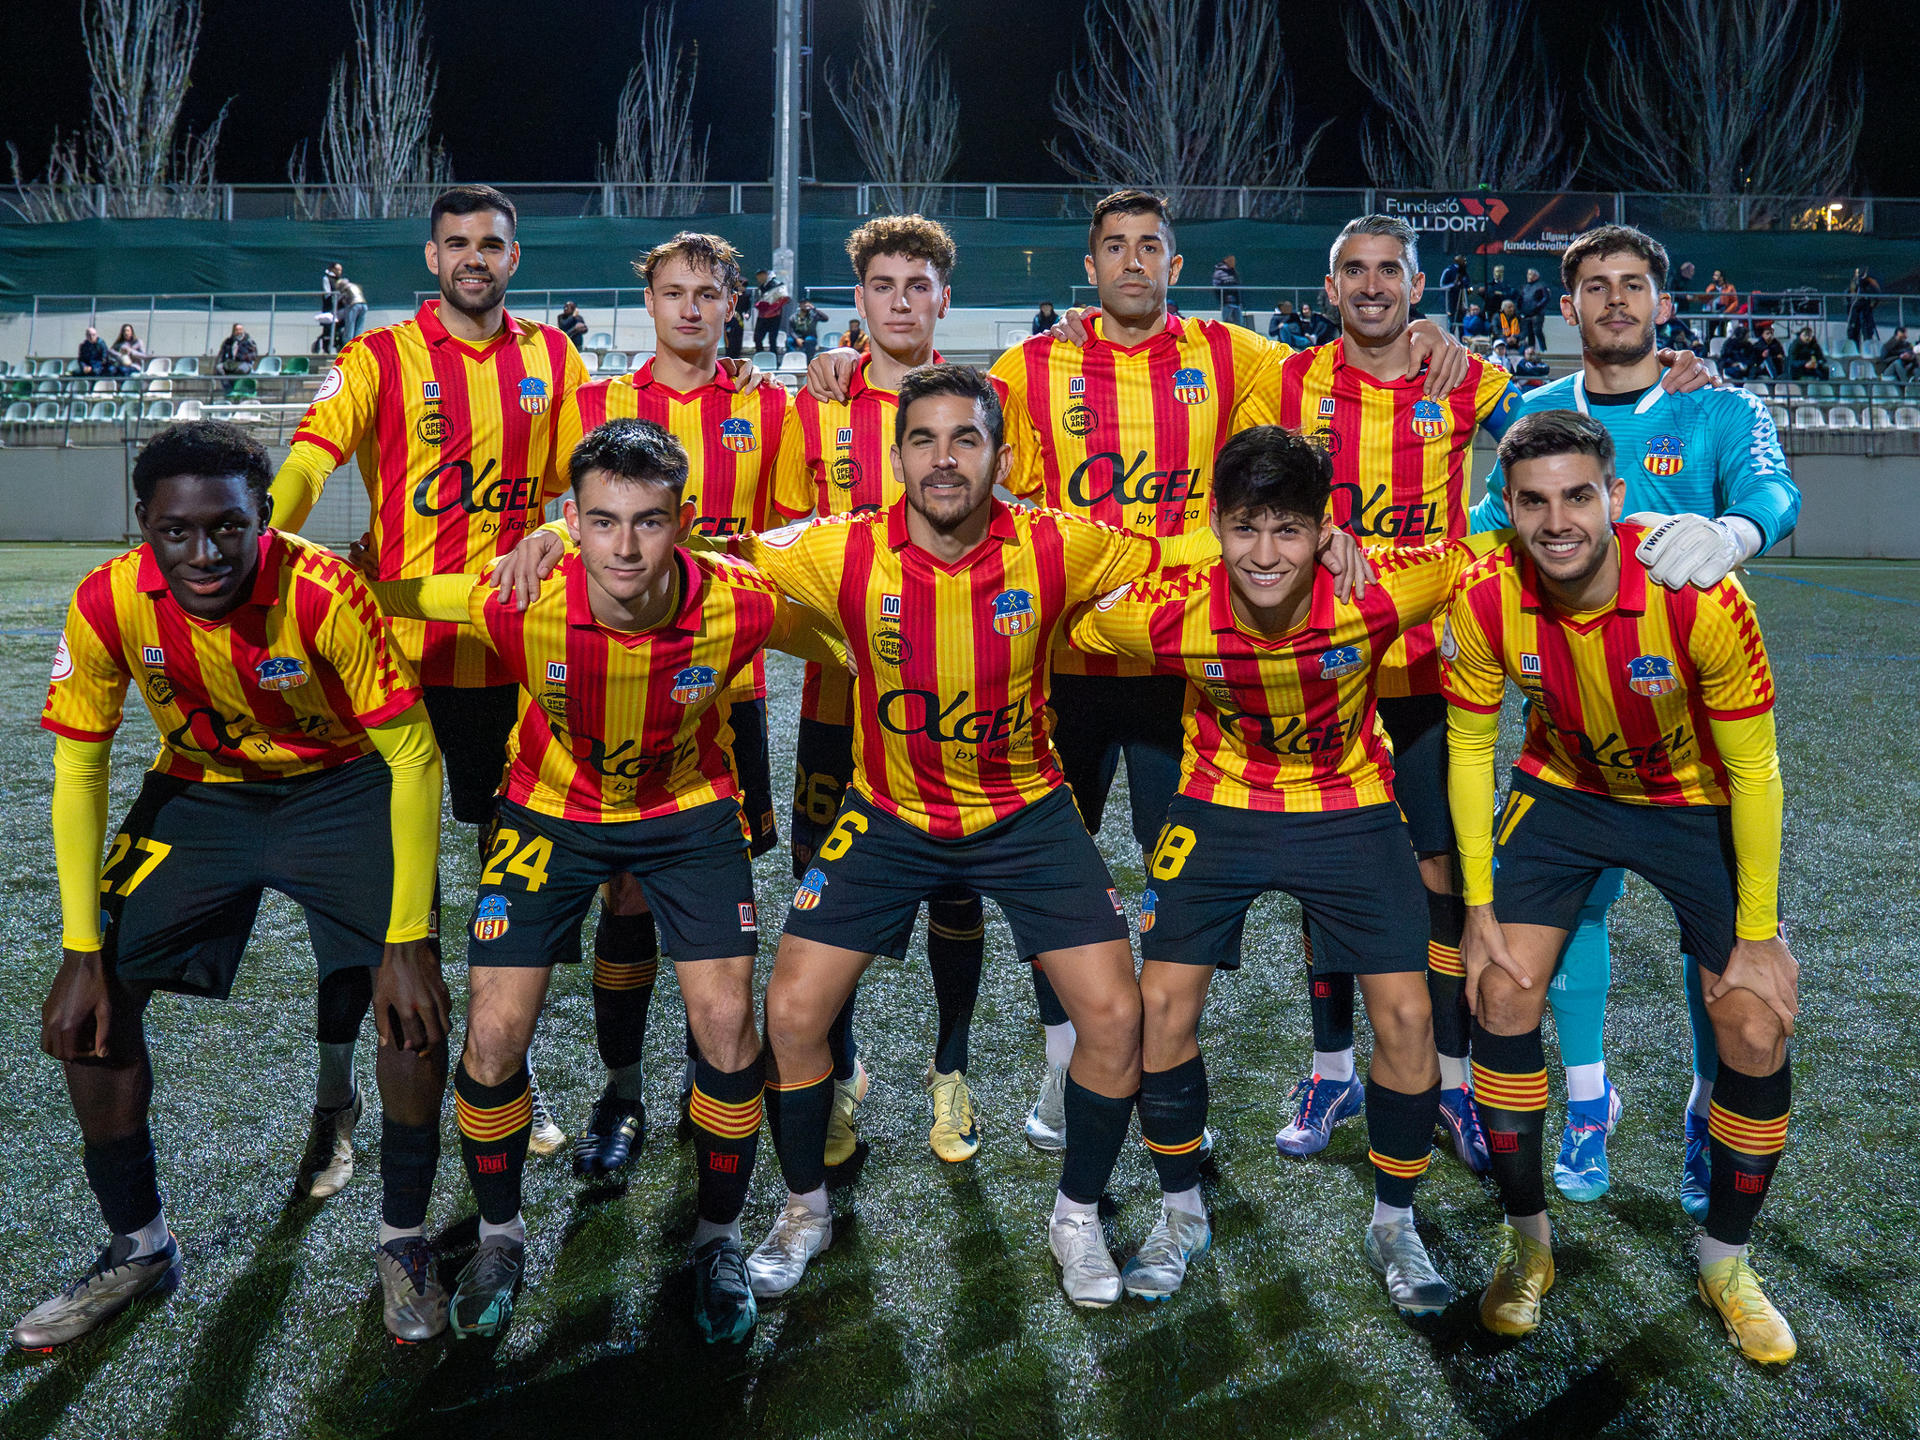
[
  {"left": 101, "top": 758, "right": 395, "bottom": 998},
  {"left": 1378, "top": 691, "right": 1451, "bottom": 857},
  {"left": 1493, "top": 771, "right": 1738, "bottom": 972},
  {"left": 781, "top": 786, "right": 1128, "bottom": 960},
  {"left": 468, "top": 797, "right": 758, "bottom": 968},
  {"left": 1139, "top": 795, "right": 1429, "bottom": 975},
  {"left": 727, "top": 696, "right": 778, "bottom": 858},
  {"left": 789, "top": 717, "right": 854, "bottom": 877},
  {"left": 422, "top": 683, "right": 518, "bottom": 825},
  {"left": 1049, "top": 671, "right": 1187, "bottom": 853}
]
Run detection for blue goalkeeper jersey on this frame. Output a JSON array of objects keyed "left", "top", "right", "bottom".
[{"left": 1471, "top": 373, "right": 1799, "bottom": 548}]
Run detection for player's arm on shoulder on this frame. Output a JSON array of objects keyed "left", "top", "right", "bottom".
[
  {"left": 363, "top": 702, "right": 451, "bottom": 1052},
  {"left": 1370, "top": 531, "right": 1504, "bottom": 628},
  {"left": 272, "top": 344, "right": 375, "bottom": 532},
  {"left": 1440, "top": 586, "right": 1509, "bottom": 902},
  {"left": 1713, "top": 388, "right": 1800, "bottom": 552},
  {"left": 771, "top": 399, "right": 815, "bottom": 520},
  {"left": 766, "top": 593, "right": 853, "bottom": 667},
  {"left": 1407, "top": 317, "right": 1470, "bottom": 396},
  {"left": 805, "top": 347, "right": 862, "bottom": 404},
  {"left": 364, "top": 573, "right": 481, "bottom": 624},
  {"left": 1065, "top": 584, "right": 1155, "bottom": 661},
  {"left": 487, "top": 518, "right": 575, "bottom": 610}
]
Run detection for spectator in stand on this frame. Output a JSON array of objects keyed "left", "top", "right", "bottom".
[
  {"left": 1496, "top": 298, "right": 1522, "bottom": 348},
  {"left": 1459, "top": 301, "right": 1489, "bottom": 338},
  {"left": 1753, "top": 322, "right": 1788, "bottom": 381},
  {"left": 112, "top": 324, "right": 148, "bottom": 371},
  {"left": 1488, "top": 339, "right": 1514, "bottom": 372},
  {"left": 1718, "top": 323, "right": 1759, "bottom": 380},
  {"left": 556, "top": 300, "right": 589, "bottom": 350},
  {"left": 1846, "top": 266, "right": 1882, "bottom": 350},
  {"left": 1513, "top": 345, "right": 1551, "bottom": 384},
  {"left": 1789, "top": 325, "right": 1831, "bottom": 381},
  {"left": 723, "top": 289, "right": 745, "bottom": 360},
  {"left": 216, "top": 323, "right": 258, "bottom": 396},
  {"left": 1274, "top": 304, "right": 1309, "bottom": 348},
  {"left": 1480, "top": 263, "right": 1512, "bottom": 319},
  {"left": 840, "top": 317, "right": 868, "bottom": 352},
  {"left": 1439, "top": 254, "right": 1469, "bottom": 324},
  {"left": 752, "top": 269, "right": 790, "bottom": 359},
  {"left": 1212, "top": 254, "right": 1243, "bottom": 326},
  {"left": 1877, "top": 326, "right": 1914, "bottom": 381},
  {"left": 332, "top": 274, "right": 368, "bottom": 344},
  {"left": 76, "top": 327, "right": 123, "bottom": 377},
  {"left": 788, "top": 299, "right": 829, "bottom": 361},
  {"left": 1658, "top": 312, "right": 1704, "bottom": 356},
  {"left": 1672, "top": 261, "right": 1699, "bottom": 314},
  {"left": 1518, "top": 267, "right": 1552, "bottom": 350},
  {"left": 1704, "top": 269, "right": 1738, "bottom": 338},
  {"left": 1302, "top": 302, "right": 1338, "bottom": 345},
  {"left": 1032, "top": 301, "right": 1059, "bottom": 335}
]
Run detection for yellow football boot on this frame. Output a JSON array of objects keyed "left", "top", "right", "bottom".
[
  {"left": 926, "top": 1065, "right": 981, "bottom": 1162},
  {"left": 1698, "top": 1256, "right": 1797, "bottom": 1365},
  {"left": 824, "top": 1058, "right": 869, "bottom": 1168},
  {"left": 1479, "top": 1224, "right": 1555, "bottom": 1337}
]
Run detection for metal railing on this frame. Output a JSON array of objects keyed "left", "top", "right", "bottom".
[
  {"left": 0, "top": 369, "right": 320, "bottom": 449},
  {"left": 18, "top": 292, "right": 343, "bottom": 365}
]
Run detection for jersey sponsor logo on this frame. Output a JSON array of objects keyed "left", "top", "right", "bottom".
[
  {"left": 546, "top": 661, "right": 568, "bottom": 682},
  {"left": 1171, "top": 367, "right": 1209, "bottom": 405},
  {"left": 49, "top": 636, "right": 72, "bottom": 682},
  {"left": 738, "top": 901, "right": 758, "bottom": 931},
  {"left": 1062, "top": 402, "right": 1099, "bottom": 437},
  {"left": 1306, "top": 426, "right": 1340, "bottom": 457},
  {"left": 1139, "top": 887, "right": 1157, "bottom": 932},
  {"left": 1317, "top": 395, "right": 1336, "bottom": 418},
  {"left": 880, "top": 593, "right": 902, "bottom": 618},
  {"left": 991, "top": 588, "right": 1036, "bottom": 637},
  {"left": 1318, "top": 644, "right": 1366, "bottom": 679},
  {"left": 720, "top": 416, "right": 758, "bottom": 452},
  {"left": 1069, "top": 376, "right": 1087, "bottom": 396},
  {"left": 830, "top": 455, "right": 861, "bottom": 489},
  {"left": 147, "top": 674, "right": 176, "bottom": 706},
  {"left": 1214, "top": 705, "right": 1353, "bottom": 757},
  {"left": 411, "top": 458, "right": 544, "bottom": 526},
  {"left": 1643, "top": 433, "right": 1686, "bottom": 476},
  {"left": 878, "top": 688, "right": 1033, "bottom": 753},
  {"left": 1410, "top": 397, "right": 1449, "bottom": 439},
  {"left": 1520, "top": 652, "right": 1541, "bottom": 675},
  {"left": 1203, "top": 661, "right": 1225, "bottom": 679},
  {"left": 793, "top": 866, "right": 827, "bottom": 910},
  {"left": 312, "top": 366, "right": 344, "bottom": 404},
  {"left": 1626, "top": 653, "right": 1679, "bottom": 697},
  {"left": 873, "top": 629, "right": 911, "bottom": 665},
  {"left": 670, "top": 665, "right": 719, "bottom": 705},
  {"left": 1065, "top": 451, "right": 1207, "bottom": 509},
  {"left": 1332, "top": 480, "right": 1440, "bottom": 540},
  {"left": 415, "top": 411, "right": 450, "bottom": 446},
  {"left": 471, "top": 893, "right": 511, "bottom": 941},
  {"left": 142, "top": 645, "right": 166, "bottom": 667},
  {"left": 255, "top": 656, "right": 310, "bottom": 691},
  {"left": 423, "top": 381, "right": 441, "bottom": 401},
  {"left": 1108, "top": 887, "right": 1125, "bottom": 914},
  {"left": 517, "top": 376, "right": 549, "bottom": 416},
  {"left": 836, "top": 426, "right": 854, "bottom": 446},
  {"left": 1562, "top": 720, "right": 1694, "bottom": 774}
]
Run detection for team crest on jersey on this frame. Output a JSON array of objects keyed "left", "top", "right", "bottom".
[
  {"left": 720, "top": 416, "right": 758, "bottom": 453},
  {"left": 1172, "top": 367, "right": 1209, "bottom": 405},
  {"left": 1520, "top": 653, "right": 1541, "bottom": 675},
  {"left": 1069, "top": 376, "right": 1087, "bottom": 397},
  {"left": 49, "top": 637, "right": 73, "bottom": 683},
  {"left": 471, "top": 894, "right": 511, "bottom": 942},
  {"left": 1319, "top": 645, "right": 1365, "bottom": 680},
  {"left": 1410, "top": 398, "right": 1449, "bottom": 440},
  {"left": 793, "top": 867, "right": 827, "bottom": 911},
  {"left": 1317, "top": 396, "right": 1336, "bottom": 418},
  {"left": 1642, "top": 434, "right": 1686, "bottom": 476},
  {"left": 670, "top": 665, "right": 719, "bottom": 704},
  {"left": 256, "top": 656, "right": 309, "bottom": 691},
  {"left": 517, "top": 376, "right": 549, "bottom": 415},
  {"left": 991, "top": 589, "right": 1036, "bottom": 637},
  {"left": 1627, "top": 653, "right": 1679, "bottom": 697},
  {"left": 1139, "top": 888, "right": 1158, "bottom": 932},
  {"left": 142, "top": 645, "right": 165, "bottom": 667},
  {"left": 836, "top": 426, "right": 854, "bottom": 446}
]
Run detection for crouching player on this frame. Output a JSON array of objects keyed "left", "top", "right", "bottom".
[
  {"left": 1068, "top": 426, "right": 1493, "bottom": 1311},
  {"left": 1444, "top": 410, "right": 1798, "bottom": 1363},
  {"left": 370, "top": 418, "right": 846, "bottom": 1345},
  {"left": 17, "top": 422, "right": 449, "bottom": 1349}
]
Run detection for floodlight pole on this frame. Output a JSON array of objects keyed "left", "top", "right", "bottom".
[{"left": 772, "top": 0, "right": 803, "bottom": 291}]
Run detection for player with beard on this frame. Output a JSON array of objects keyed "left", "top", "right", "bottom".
[{"left": 1472, "top": 226, "right": 1798, "bottom": 1214}]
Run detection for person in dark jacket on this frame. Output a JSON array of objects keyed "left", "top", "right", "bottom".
[
  {"left": 1518, "top": 268, "right": 1552, "bottom": 351},
  {"left": 1718, "top": 324, "right": 1760, "bottom": 380},
  {"left": 1032, "top": 301, "right": 1059, "bottom": 335},
  {"left": 1439, "top": 255, "right": 1469, "bottom": 324},
  {"left": 75, "top": 327, "right": 120, "bottom": 377},
  {"left": 1211, "top": 255, "right": 1243, "bottom": 326},
  {"left": 556, "top": 301, "right": 590, "bottom": 350},
  {"left": 1788, "top": 326, "right": 1830, "bottom": 381}
]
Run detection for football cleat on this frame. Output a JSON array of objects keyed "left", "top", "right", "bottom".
[
  {"left": 10, "top": 1232, "right": 179, "bottom": 1351},
  {"left": 1274, "top": 1072, "right": 1365, "bottom": 1158},
  {"left": 1698, "top": 1255, "right": 1796, "bottom": 1365},
  {"left": 1479, "top": 1224, "right": 1555, "bottom": 1337},
  {"left": 692, "top": 1236, "right": 757, "bottom": 1344},
  {"left": 573, "top": 1086, "right": 646, "bottom": 1178},
  {"left": 1023, "top": 1062, "right": 1069, "bottom": 1154},
  {"left": 1553, "top": 1081, "right": 1623, "bottom": 1202},
  {"left": 1436, "top": 1084, "right": 1491, "bottom": 1174},
  {"left": 824, "top": 1059, "right": 869, "bottom": 1168},
  {"left": 527, "top": 1075, "right": 566, "bottom": 1158},
  {"left": 374, "top": 1236, "right": 448, "bottom": 1342},
  {"left": 1049, "top": 1210, "right": 1121, "bottom": 1308},
  {"left": 1120, "top": 1206, "right": 1211, "bottom": 1302},
  {"left": 925, "top": 1065, "right": 981, "bottom": 1162},
  {"left": 1681, "top": 1110, "right": 1711, "bottom": 1222},
  {"left": 295, "top": 1089, "right": 363, "bottom": 1199},
  {"left": 746, "top": 1199, "right": 832, "bottom": 1299},
  {"left": 1364, "top": 1220, "right": 1453, "bottom": 1316},
  {"left": 450, "top": 1235, "right": 524, "bottom": 1339}
]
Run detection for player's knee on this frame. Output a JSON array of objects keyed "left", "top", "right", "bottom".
[
  {"left": 1370, "top": 989, "right": 1433, "bottom": 1055},
  {"left": 1713, "top": 995, "right": 1788, "bottom": 1073},
  {"left": 1071, "top": 984, "right": 1143, "bottom": 1058},
  {"left": 762, "top": 977, "right": 826, "bottom": 1056},
  {"left": 461, "top": 1008, "right": 534, "bottom": 1084},
  {"left": 690, "top": 993, "right": 757, "bottom": 1070},
  {"left": 1475, "top": 972, "right": 1539, "bottom": 1035}
]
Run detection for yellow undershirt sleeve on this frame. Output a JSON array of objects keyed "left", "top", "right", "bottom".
[
  {"left": 1708, "top": 710, "right": 1784, "bottom": 940},
  {"left": 268, "top": 440, "right": 340, "bottom": 534},
  {"left": 366, "top": 575, "right": 479, "bottom": 624},
  {"left": 51, "top": 736, "right": 113, "bottom": 953},
  {"left": 1157, "top": 527, "right": 1223, "bottom": 569},
  {"left": 363, "top": 703, "right": 443, "bottom": 944},
  {"left": 1446, "top": 703, "right": 1502, "bottom": 906}
]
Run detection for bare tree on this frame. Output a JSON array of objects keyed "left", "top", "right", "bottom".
[
  {"left": 1585, "top": 0, "right": 1862, "bottom": 227},
  {"left": 1049, "top": 0, "right": 1325, "bottom": 218},
  {"left": 828, "top": 0, "right": 960, "bottom": 216},
  {"left": 597, "top": 3, "right": 709, "bottom": 218},
  {"left": 289, "top": 0, "right": 451, "bottom": 220},
  {"left": 1344, "top": 0, "right": 1577, "bottom": 191},
  {"left": 6, "top": 0, "right": 228, "bottom": 221}
]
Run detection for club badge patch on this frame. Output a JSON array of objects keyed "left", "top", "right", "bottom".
[
  {"left": 518, "top": 376, "right": 549, "bottom": 416},
  {"left": 670, "top": 665, "right": 719, "bottom": 704},
  {"left": 1410, "top": 397, "right": 1448, "bottom": 439},
  {"left": 1642, "top": 434, "right": 1686, "bottom": 476},
  {"left": 1627, "top": 654, "right": 1679, "bottom": 697},
  {"left": 793, "top": 867, "right": 827, "bottom": 911},
  {"left": 256, "top": 656, "right": 309, "bottom": 691},
  {"left": 1172, "top": 367, "right": 1209, "bottom": 405},
  {"left": 720, "top": 416, "right": 757, "bottom": 452},
  {"left": 992, "top": 588, "right": 1036, "bottom": 637},
  {"left": 471, "top": 894, "right": 511, "bottom": 941},
  {"left": 1319, "top": 644, "right": 1365, "bottom": 680}
]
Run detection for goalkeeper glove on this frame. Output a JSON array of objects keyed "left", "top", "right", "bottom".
[{"left": 1630, "top": 512, "right": 1762, "bottom": 589}]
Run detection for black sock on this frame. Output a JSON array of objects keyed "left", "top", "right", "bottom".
[
  {"left": 380, "top": 1117, "right": 440, "bottom": 1231},
  {"left": 1424, "top": 890, "right": 1469, "bottom": 1063},
  {"left": 1470, "top": 1022, "right": 1549, "bottom": 1219},
  {"left": 1305, "top": 921, "right": 1355, "bottom": 1054},
  {"left": 1366, "top": 1079, "right": 1440, "bottom": 1209},
  {"left": 1030, "top": 960, "right": 1070, "bottom": 1027},
  {"left": 454, "top": 1061, "right": 532, "bottom": 1226},
  {"left": 1059, "top": 1076, "right": 1135, "bottom": 1205},
  {"left": 591, "top": 910, "right": 658, "bottom": 1073},
  {"left": 928, "top": 894, "right": 984, "bottom": 1074},
  {"left": 315, "top": 965, "right": 372, "bottom": 1045},
  {"left": 1706, "top": 1057, "right": 1792, "bottom": 1246},
  {"left": 691, "top": 1052, "right": 764, "bottom": 1225},
  {"left": 766, "top": 1064, "right": 834, "bottom": 1195},
  {"left": 827, "top": 992, "right": 858, "bottom": 1083},
  {"left": 1138, "top": 1056, "right": 1208, "bottom": 1196},
  {"left": 83, "top": 1128, "right": 161, "bottom": 1235}
]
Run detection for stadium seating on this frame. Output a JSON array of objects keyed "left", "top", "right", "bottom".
[
  {"left": 177, "top": 399, "right": 204, "bottom": 422},
  {"left": 140, "top": 400, "right": 174, "bottom": 422},
  {"left": 1895, "top": 406, "right": 1920, "bottom": 429},
  {"left": 779, "top": 352, "right": 808, "bottom": 374},
  {"left": 1826, "top": 404, "right": 1860, "bottom": 429},
  {"left": 1804, "top": 382, "right": 1836, "bottom": 401},
  {"left": 599, "top": 351, "right": 629, "bottom": 374},
  {"left": 1870, "top": 406, "right": 1894, "bottom": 428},
  {"left": 36, "top": 359, "right": 63, "bottom": 378},
  {"left": 1846, "top": 358, "right": 1876, "bottom": 380},
  {"left": 1792, "top": 404, "right": 1826, "bottom": 428},
  {"left": 255, "top": 355, "right": 283, "bottom": 376},
  {"left": 4, "top": 400, "right": 28, "bottom": 424},
  {"left": 282, "top": 356, "right": 312, "bottom": 376},
  {"left": 170, "top": 357, "right": 199, "bottom": 377},
  {"left": 588, "top": 330, "right": 613, "bottom": 350},
  {"left": 144, "top": 358, "right": 170, "bottom": 377}
]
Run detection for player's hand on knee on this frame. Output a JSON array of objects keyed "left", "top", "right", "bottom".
[
  {"left": 1708, "top": 935, "right": 1799, "bottom": 1037},
  {"left": 374, "top": 940, "right": 451, "bottom": 1054},
  {"left": 1462, "top": 904, "right": 1529, "bottom": 1016},
  {"left": 804, "top": 347, "right": 862, "bottom": 403},
  {"left": 1407, "top": 318, "right": 1468, "bottom": 395},
  {"left": 1318, "top": 526, "right": 1376, "bottom": 603},
  {"left": 42, "top": 949, "right": 113, "bottom": 1062},
  {"left": 492, "top": 528, "right": 565, "bottom": 610}
]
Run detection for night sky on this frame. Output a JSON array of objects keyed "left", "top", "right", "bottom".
[{"left": 1, "top": 0, "right": 1914, "bottom": 196}]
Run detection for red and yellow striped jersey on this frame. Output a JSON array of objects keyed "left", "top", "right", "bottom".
[
  {"left": 462, "top": 547, "right": 815, "bottom": 823},
  {"left": 42, "top": 532, "right": 420, "bottom": 783},
  {"left": 1442, "top": 524, "right": 1776, "bottom": 807},
  {"left": 736, "top": 500, "right": 1178, "bottom": 837},
  {"left": 1069, "top": 541, "right": 1478, "bottom": 811},
  {"left": 990, "top": 315, "right": 1283, "bottom": 675},
  {"left": 553, "top": 359, "right": 808, "bottom": 703},
  {"left": 1273, "top": 341, "right": 1520, "bottom": 698},
  {"left": 285, "top": 300, "right": 590, "bottom": 688}
]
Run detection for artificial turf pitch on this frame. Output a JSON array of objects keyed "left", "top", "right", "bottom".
[{"left": 0, "top": 545, "right": 1915, "bottom": 1440}]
